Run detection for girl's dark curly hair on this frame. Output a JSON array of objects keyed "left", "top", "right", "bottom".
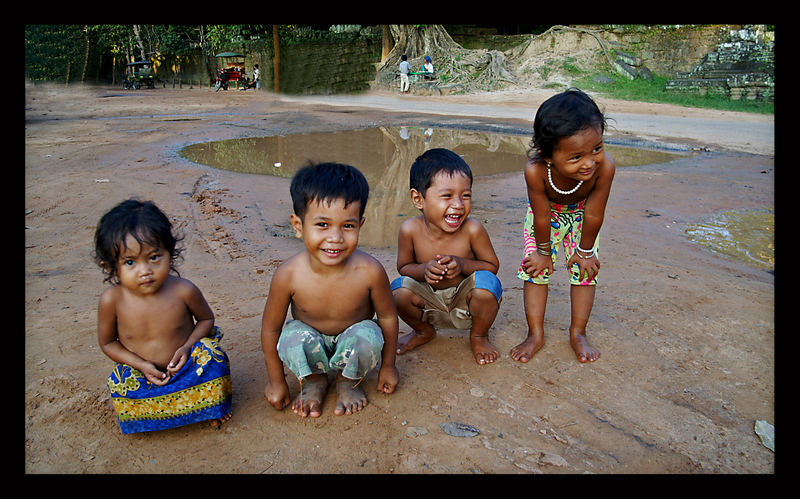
[
  {"left": 93, "top": 199, "right": 183, "bottom": 284},
  {"left": 528, "top": 88, "right": 607, "bottom": 160}
]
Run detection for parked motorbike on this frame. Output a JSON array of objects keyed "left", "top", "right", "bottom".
[{"left": 214, "top": 69, "right": 230, "bottom": 92}]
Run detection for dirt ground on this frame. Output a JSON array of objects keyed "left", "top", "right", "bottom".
[{"left": 24, "top": 81, "right": 774, "bottom": 474}]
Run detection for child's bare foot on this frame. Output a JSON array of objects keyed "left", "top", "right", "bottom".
[
  {"left": 470, "top": 335, "right": 499, "bottom": 365},
  {"left": 396, "top": 329, "right": 436, "bottom": 355},
  {"left": 570, "top": 331, "right": 600, "bottom": 363},
  {"left": 209, "top": 412, "right": 232, "bottom": 429},
  {"left": 291, "top": 374, "right": 328, "bottom": 418},
  {"left": 510, "top": 331, "right": 545, "bottom": 363},
  {"left": 334, "top": 377, "right": 368, "bottom": 415}
]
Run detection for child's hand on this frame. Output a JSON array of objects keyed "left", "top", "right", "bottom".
[
  {"left": 264, "top": 380, "right": 290, "bottom": 410},
  {"left": 567, "top": 252, "right": 600, "bottom": 283},
  {"left": 522, "top": 252, "right": 554, "bottom": 279},
  {"left": 423, "top": 257, "right": 447, "bottom": 285},
  {"left": 141, "top": 362, "right": 171, "bottom": 386},
  {"left": 436, "top": 254, "right": 462, "bottom": 279},
  {"left": 377, "top": 365, "right": 399, "bottom": 394},
  {"left": 166, "top": 346, "right": 191, "bottom": 377}
]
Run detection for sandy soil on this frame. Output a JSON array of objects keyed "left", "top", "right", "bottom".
[{"left": 24, "top": 82, "right": 774, "bottom": 474}]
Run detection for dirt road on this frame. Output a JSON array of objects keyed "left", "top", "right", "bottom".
[{"left": 25, "top": 83, "right": 774, "bottom": 474}]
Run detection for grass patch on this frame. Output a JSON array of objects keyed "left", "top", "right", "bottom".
[{"left": 574, "top": 73, "right": 773, "bottom": 115}]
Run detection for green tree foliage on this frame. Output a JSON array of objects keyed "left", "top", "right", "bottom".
[
  {"left": 25, "top": 25, "right": 87, "bottom": 82},
  {"left": 25, "top": 24, "right": 280, "bottom": 83}
]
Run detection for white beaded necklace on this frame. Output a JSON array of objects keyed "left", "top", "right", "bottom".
[{"left": 547, "top": 165, "right": 583, "bottom": 195}]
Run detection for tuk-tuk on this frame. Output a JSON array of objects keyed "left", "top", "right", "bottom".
[
  {"left": 123, "top": 60, "right": 155, "bottom": 90},
  {"left": 214, "top": 52, "right": 246, "bottom": 91}
]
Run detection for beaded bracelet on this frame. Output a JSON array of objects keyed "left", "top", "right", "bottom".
[{"left": 576, "top": 246, "right": 596, "bottom": 258}]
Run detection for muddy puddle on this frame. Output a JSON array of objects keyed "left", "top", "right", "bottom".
[
  {"left": 182, "top": 126, "right": 691, "bottom": 248},
  {"left": 685, "top": 208, "right": 774, "bottom": 271}
]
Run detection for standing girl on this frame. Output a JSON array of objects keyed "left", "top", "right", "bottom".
[{"left": 511, "top": 89, "right": 615, "bottom": 363}]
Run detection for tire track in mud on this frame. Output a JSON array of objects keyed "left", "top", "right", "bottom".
[{"left": 186, "top": 174, "right": 248, "bottom": 263}]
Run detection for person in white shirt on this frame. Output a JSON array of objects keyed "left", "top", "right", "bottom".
[
  {"left": 422, "top": 56, "right": 435, "bottom": 80},
  {"left": 399, "top": 54, "right": 411, "bottom": 94}
]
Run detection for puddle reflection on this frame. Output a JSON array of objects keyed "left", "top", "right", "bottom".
[{"left": 181, "top": 126, "right": 687, "bottom": 248}]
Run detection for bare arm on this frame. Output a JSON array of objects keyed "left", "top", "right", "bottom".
[
  {"left": 522, "top": 161, "right": 555, "bottom": 278},
  {"left": 396, "top": 218, "right": 433, "bottom": 282},
  {"left": 577, "top": 154, "right": 615, "bottom": 249},
  {"left": 166, "top": 279, "right": 215, "bottom": 376},
  {"left": 260, "top": 265, "right": 293, "bottom": 410},
  {"left": 368, "top": 261, "right": 399, "bottom": 394}
]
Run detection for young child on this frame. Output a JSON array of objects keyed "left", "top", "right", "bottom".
[
  {"left": 260, "top": 162, "right": 399, "bottom": 418},
  {"left": 95, "top": 199, "right": 232, "bottom": 434},
  {"left": 392, "top": 148, "right": 503, "bottom": 366},
  {"left": 511, "top": 88, "right": 615, "bottom": 364}
]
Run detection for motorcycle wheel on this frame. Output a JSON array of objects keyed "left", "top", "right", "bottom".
[{"left": 215, "top": 81, "right": 221, "bottom": 92}]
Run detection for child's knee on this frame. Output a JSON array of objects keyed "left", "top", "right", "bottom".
[
  {"left": 469, "top": 287, "right": 500, "bottom": 310},
  {"left": 392, "top": 283, "right": 424, "bottom": 310},
  {"left": 473, "top": 270, "right": 502, "bottom": 302}
]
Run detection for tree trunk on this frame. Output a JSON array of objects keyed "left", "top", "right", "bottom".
[
  {"left": 81, "top": 25, "right": 90, "bottom": 84},
  {"left": 381, "top": 25, "right": 393, "bottom": 62},
  {"left": 376, "top": 24, "right": 517, "bottom": 92},
  {"left": 273, "top": 25, "right": 280, "bottom": 93},
  {"left": 132, "top": 24, "right": 146, "bottom": 61},
  {"left": 378, "top": 24, "right": 461, "bottom": 71}
]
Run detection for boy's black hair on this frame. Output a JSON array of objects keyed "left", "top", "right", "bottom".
[
  {"left": 409, "top": 148, "right": 473, "bottom": 196},
  {"left": 529, "top": 88, "right": 607, "bottom": 159},
  {"left": 94, "top": 198, "right": 183, "bottom": 284},
  {"left": 290, "top": 162, "right": 370, "bottom": 220}
]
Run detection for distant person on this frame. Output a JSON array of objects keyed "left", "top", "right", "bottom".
[
  {"left": 399, "top": 54, "right": 411, "bottom": 94},
  {"left": 95, "top": 199, "right": 232, "bottom": 434},
  {"left": 260, "top": 163, "right": 399, "bottom": 418},
  {"left": 422, "top": 55, "right": 434, "bottom": 80},
  {"left": 392, "top": 148, "right": 503, "bottom": 365},
  {"left": 511, "top": 88, "right": 616, "bottom": 364},
  {"left": 242, "top": 64, "right": 260, "bottom": 90}
]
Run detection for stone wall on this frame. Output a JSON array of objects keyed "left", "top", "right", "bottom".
[
  {"left": 595, "top": 25, "right": 774, "bottom": 101},
  {"left": 665, "top": 27, "right": 774, "bottom": 101},
  {"left": 158, "top": 32, "right": 382, "bottom": 95},
  {"left": 598, "top": 25, "right": 731, "bottom": 76},
  {"left": 261, "top": 36, "right": 381, "bottom": 95}
]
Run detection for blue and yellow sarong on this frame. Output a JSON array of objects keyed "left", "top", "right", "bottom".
[{"left": 106, "top": 326, "right": 233, "bottom": 434}]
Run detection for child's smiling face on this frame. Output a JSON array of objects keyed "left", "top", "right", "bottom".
[
  {"left": 546, "top": 125, "right": 605, "bottom": 183},
  {"left": 291, "top": 197, "right": 364, "bottom": 268},
  {"left": 414, "top": 170, "right": 473, "bottom": 234}
]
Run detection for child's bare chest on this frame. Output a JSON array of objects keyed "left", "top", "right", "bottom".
[
  {"left": 413, "top": 232, "right": 474, "bottom": 261},
  {"left": 117, "top": 295, "right": 191, "bottom": 339},
  {"left": 290, "top": 273, "right": 372, "bottom": 331}
]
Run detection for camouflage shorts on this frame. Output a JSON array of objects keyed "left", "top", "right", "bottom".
[{"left": 277, "top": 319, "right": 384, "bottom": 381}]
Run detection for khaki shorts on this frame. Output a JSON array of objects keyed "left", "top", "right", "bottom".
[{"left": 391, "top": 271, "right": 502, "bottom": 330}]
